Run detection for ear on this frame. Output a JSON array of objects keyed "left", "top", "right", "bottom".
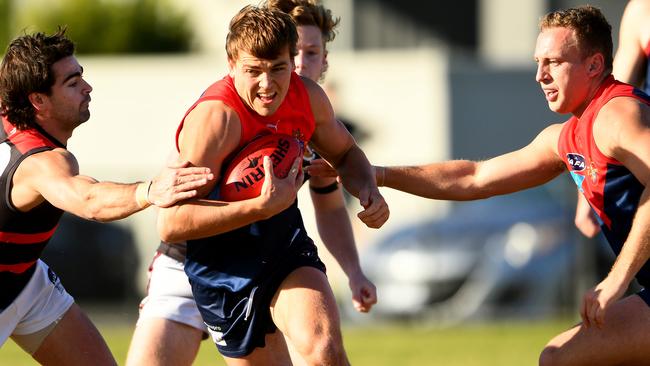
[
  {"left": 27, "top": 92, "right": 45, "bottom": 112},
  {"left": 587, "top": 53, "right": 604, "bottom": 77}
]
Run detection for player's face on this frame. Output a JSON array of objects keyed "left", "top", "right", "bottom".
[
  {"left": 295, "top": 25, "right": 326, "bottom": 82},
  {"left": 41, "top": 56, "right": 92, "bottom": 128},
  {"left": 229, "top": 47, "right": 293, "bottom": 117},
  {"left": 534, "top": 27, "right": 593, "bottom": 116}
]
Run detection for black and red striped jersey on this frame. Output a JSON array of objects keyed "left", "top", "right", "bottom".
[{"left": 0, "top": 117, "right": 65, "bottom": 309}]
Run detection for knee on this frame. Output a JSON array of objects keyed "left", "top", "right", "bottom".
[
  {"left": 293, "top": 330, "right": 347, "bottom": 366},
  {"left": 538, "top": 345, "right": 566, "bottom": 366}
]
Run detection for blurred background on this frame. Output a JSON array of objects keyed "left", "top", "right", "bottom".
[{"left": 0, "top": 0, "right": 633, "bottom": 364}]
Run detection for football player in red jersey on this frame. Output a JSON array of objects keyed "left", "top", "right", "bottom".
[{"left": 309, "top": 5, "right": 650, "bottom": 365}]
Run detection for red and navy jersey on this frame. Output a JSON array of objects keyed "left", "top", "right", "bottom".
[
  {"left": 558, "top": 75, "right": 650, "bottom": 287},
  {"left": 176, "top": 73, "right": 317, "bottom": 288},
  {"left": 0, "top": 117, "right": 65, "bottom": 309}
]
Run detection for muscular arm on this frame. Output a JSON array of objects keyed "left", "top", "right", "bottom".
[
  {"left": 380, "top": 124, "right": 566, "bottom": 200},
  {"left": 12, "top": 149, "right": 149, "bottom": 222},
  {"left": 305, "top": 78, "right": 389, "bottom": 228},
  {"left": 157, "top": 101, "right": 301, "bottom": 242}
]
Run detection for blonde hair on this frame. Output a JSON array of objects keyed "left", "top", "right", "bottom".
[
  {"left": 540, "top": 5, "right": 613, "bottom": 73},
  {"left": 226, "top": 5, "right": 298, "bottom": 61}
]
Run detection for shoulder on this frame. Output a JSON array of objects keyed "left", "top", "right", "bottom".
[
  {"left": 18, "top": 148, "right": 78, "bottom": 180},
  {"left": 184, "top": 100, "right": 241, "bottom": 135}
]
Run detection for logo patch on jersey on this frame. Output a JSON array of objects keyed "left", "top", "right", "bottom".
[
  {"left": 587, "top": 162, "right": 598, "bottom": 183},
  {"left": 566, "top": 153, "right": 586, "bottom": 171}
]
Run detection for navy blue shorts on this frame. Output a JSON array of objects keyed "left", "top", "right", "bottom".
[
  {"left": 637, "top": 288, "right": 650, "bottom": 306},
  {"left": 191, "top": 237, "right": 326, "bottom": 358}
]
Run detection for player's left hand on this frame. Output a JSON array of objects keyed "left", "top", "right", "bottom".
[
  {"left": 149, "top": 159, "right": 213, "bottom": 207},
  {"left": 580, "top": 274, "right": 627, "bottom": 329},
  {"left": 357, "top": 186, "right": 389, "bottom": 228},
  {"left": 349, "top": 271, "right": 377, "bottom": 313}
]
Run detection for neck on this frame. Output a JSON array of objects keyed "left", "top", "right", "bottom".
[
  {"left": 34, "top": 119, "right": 72, "bottom": 146},
  {"left": 574, "top": 73, "right": 612, "bottom": 118}
]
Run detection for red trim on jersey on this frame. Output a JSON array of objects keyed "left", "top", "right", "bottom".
[
  {"left": 2, "top": 117, "right": 58, "bottom": 153},
  {"left": 0, "top": 225, "right": 58, "bottom": 244},
  {"left": 0, "top": 261, "right": 36, "bottom": 274},
  {"left": 645, "top": 39, "right": 650, "bottom": 57}
]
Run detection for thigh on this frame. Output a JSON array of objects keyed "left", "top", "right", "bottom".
[
  {"left": 31, "top": 303, "right": 116, "bottom": 366},
  {"left": 126, "top": 317, "right": 204, "bottom": 366},
  {"left": 270, "top": 266, "right": 342, "bottom": 351},
  {"left": 544, "top": 294, "right": 650, "bottom": 366}
]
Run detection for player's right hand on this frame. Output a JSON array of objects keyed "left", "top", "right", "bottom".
[
  {"left": 257, "top": 156, "right": 303, "bottom": 218},
  {"left": 149, "top": 160, "right": 213, "bottom": 207}
]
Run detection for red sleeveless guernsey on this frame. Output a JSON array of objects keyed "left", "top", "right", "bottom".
[{"left": 558, "top": 75, "right": 650, "bottom": 286}]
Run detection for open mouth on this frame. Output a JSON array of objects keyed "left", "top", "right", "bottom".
[{"left": 257, "top": 92, "right": 276, "bottom": 105}]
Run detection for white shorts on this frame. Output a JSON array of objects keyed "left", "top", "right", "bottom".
[
  {"left": 137, "top": 252, "right": 206, "bottom": 333},
  {"left": 0, "top": 260, "right": 74, "bottom": 347}
]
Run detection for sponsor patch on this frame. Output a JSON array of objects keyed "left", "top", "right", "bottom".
[{"left": 566, "top": 153, "right": 586, "bottom": 171}]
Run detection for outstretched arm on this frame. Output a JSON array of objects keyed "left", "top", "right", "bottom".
[
  {"left": 379, "top": 124, "right": 566, "bottom": 200},
  {"left": 11, "top": 149, "right": 211, "bottom": 222},
  {"left": 307, "top": 124, "right": 566, "bottom": 201}
]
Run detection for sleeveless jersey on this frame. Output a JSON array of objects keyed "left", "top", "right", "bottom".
[
  {"left": 177, "top": 72, "right": 316, "bottom": 289},
  {"left": 0, "top": 117, "right": 65, "bottom": 310},
  {"left": 558, "top": 75, "right": 650, "bottom": 287}
]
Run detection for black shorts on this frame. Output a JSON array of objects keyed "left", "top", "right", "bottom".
[{"left": 191, "top": 237, "right": 326, "bottom": 358}]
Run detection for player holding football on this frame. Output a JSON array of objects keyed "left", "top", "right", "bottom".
[
  {"left": 309, "top": 5, "right": 650, "bottom": 365},
  {"left": 126, "top": 2, "right": 378, "bottom": 365},
  {"left": 0, "top": 29, "right": 212, "bottom": 365},
  {"left": 129, "top": 3, "right": 387, "bottom": 366}
]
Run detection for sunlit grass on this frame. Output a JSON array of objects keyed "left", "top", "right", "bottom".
[{"left": 0, "top": 315, "right": 573, "bottom": 366}]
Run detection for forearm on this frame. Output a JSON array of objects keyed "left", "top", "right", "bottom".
[
  {"left": 608, "top": 189, "right": 650, "bottom": 285},
  {"left": 157, "top": 198, "right": 267, "bottom": 242},
  {"left": 312, "top": 190, "right": 363, "bottom": 277},
  {"left": 74, "top": 180, "right": 149, "bottom": 222},
  {"left": 333, "top": 145, "right": 376, "bottom": 198},
  {"left": 381, "top": 160, "right": 485, "bottom": 201}
]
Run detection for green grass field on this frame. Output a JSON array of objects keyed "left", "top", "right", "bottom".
[{"left": 0, "top": 317, "right": 575, "bottom": 366}]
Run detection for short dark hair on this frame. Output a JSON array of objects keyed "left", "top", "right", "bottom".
[
  {"left": 0, "top": 28, "right": 75, "bottom": 130},
  {"left": 226, "top": 5, "right": 298, "bottom": 62},
  {"left": 540, "top": 5, "right": 613, "bottom": 73}
]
